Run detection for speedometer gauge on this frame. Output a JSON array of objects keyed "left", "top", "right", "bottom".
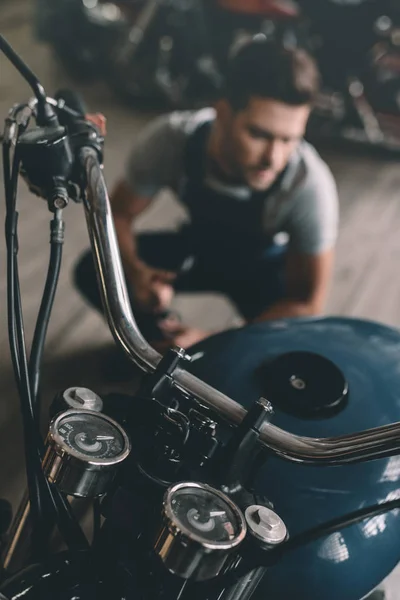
[
  {"left": 154, "top": 482, "right": 246, "bottom": 581},
  {"left": 43, "top": 409, "right": 130, "bottom": 497}
]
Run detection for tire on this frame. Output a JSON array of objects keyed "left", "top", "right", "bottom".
[
  {"left": 104, "top": 4, "right": 206, "bottom": 110},
  {"left": 39, "top": 0, "right": 120, "bottom": 83},
  {"left": 104, "top": 12, "right": 184, "bottom": 110}
]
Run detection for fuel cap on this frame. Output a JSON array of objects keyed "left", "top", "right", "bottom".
[{"left": 261, "top": 351, "right": 348, "bottom": 418}]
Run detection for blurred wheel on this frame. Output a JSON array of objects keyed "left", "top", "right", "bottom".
[
  {"left": 104, "top": 3, "right": 188, "bottom": 109},
  {"left": 106, "top": 37, "right": 175, "bottom": 109},
  {"left": 38, "top": 0, "right": 124, "bottom": 82}
]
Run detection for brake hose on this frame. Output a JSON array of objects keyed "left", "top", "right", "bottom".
[
  {"left": 29, "top": 211, "right": 64, "bottom": 412},
  {"left": 218, "top": 497, "right": 400, "bottom": 588},
  {"left": 3, "top": 118, "right": 89, "bottom": 557}
]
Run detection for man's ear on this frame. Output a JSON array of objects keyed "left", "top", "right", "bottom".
[{"left": 214, "top": 98, "right": 234, "bottom": 127}]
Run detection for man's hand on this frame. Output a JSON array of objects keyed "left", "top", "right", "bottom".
[
  {"left": 129, "top": 264, "right": 176, "bottom": 313},
  {"left": 252, "top": 249, "right": 334, "bottom": 323},
  {"left": 173, "top": 326, "right": 210, "bottom": 349},
  {"left": 86, "top": 113, "right": 107, "bottom": 136},
  {"left": 159, "top": 319, "right": 211, "bottom": 349}
]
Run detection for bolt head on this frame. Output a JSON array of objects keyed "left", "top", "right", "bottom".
[
  {"left": 245, "top": 505, "right": 287, "bottom": 546},
  {"left": 63, "top": 387, "right": 103, "bottom": 412}
]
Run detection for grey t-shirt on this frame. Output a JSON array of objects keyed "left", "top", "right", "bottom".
[{"left": 126, "top": 108, "right": 339, "bottom": 255}]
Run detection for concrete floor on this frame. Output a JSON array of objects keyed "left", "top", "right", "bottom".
[{"left": 0, "top": 0, "right": 399, "bottom": 597}]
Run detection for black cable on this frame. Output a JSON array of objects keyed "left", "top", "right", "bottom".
[
  {"left": 24, "top": 213, "right": 88, "bottom": 550},
  {"left": 14, "top": 228, "right": 88, "bottom": 551},
  {"left": 280, "top": 497, "right": 400, "bottom": 555},
  {"left": 1, "top": 41, "right": 89, "bottom": 555},
  {"left": 0, "top": 36, "right": 47, "bottom": 104},
  {"left": 3, "top": 113, "right": 28, "bottom": 386},
  {"left": 7, "top": 223, "right": 49, "bottom": 558},
  {"left": 218, "top": 497, "right": 400, "bottom": 589},
  {"left": 13, "top": 253, "right": 88, "bottom": 553},
  {"left": 3, "top": 139, "right": 21, "bottom": 386},
  {"left": 10, "top": 219, "right": 88, "bottom": 555},
  {"left": 0, "top": 35, "right": 56, "bottom": 126},
  {"left": 6, "top": 146, "right": 35, "bottom": 426},
  {"left": 3, "top": 118, "right": 47, "bottom": 556},
  {"left": 92, "top": 500, "right": 102, "bottom": 548},
  {"left": 48, "top": 487, "right": 90, "bottom": 552},
  {"left": 29, "top": 216, "right": 64, "bottom": 412},
  {"left": 3, "top": 137, "right": 89, "bottom": 556},
  {"left": 3, "top": 123, "right": 53, "bottom": 557}
]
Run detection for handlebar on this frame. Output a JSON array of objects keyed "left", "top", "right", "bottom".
[{"left": 81, "top": 147, "right": 400, "bottom": 465}]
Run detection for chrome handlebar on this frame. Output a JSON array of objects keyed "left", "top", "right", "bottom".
[{"left": 81, "top": 147, "right": 400, "bottom": 465}]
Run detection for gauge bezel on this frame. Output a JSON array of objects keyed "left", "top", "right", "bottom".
[
  {"left": 48, "top": 409, "right": 131, "bottom": 467},
  {"left": 163, "top": 482, "right": 246, "bottom": 550}
]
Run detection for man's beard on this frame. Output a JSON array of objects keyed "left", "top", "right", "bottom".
[{"left": 209, "top": 136, "right": 275, "bottom": 188}]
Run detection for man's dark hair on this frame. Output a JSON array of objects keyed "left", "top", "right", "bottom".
[{"left": 223, "top": 39, "right": 320, "bottom": 110}]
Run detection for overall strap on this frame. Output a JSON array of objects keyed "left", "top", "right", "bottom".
[{"left": 183, "top": 118, "right": 213, "bottom": 185}]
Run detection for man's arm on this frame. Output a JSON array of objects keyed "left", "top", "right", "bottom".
[
  {"left": 111, "top": 179, "right": 153, "bottom": 277},
  {"left": 252, "top": 145, "right": 339, "bottom": 323},
  {"left": 111, "top": 180, "right": 176, "bottom": 312},
  {"left": 252, "top": 248, "right": 334, "bottom": 323},
  {"left": 111, "top": 113, "right": 185, "bottom": 278},
  {"left": 162, "top": 249, "right": 335, "bottom": 349}
]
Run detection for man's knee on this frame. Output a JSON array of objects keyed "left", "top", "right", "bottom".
[
  {"left": 73, "top": 249, "right": 102, "bottom": 311},
  {"left": 74, "top": 250, "right": 93, "bottom": 290}
]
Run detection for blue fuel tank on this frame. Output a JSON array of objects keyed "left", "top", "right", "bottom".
[{"left": 186, "top": 316, "right": 400, "bottom": 600}]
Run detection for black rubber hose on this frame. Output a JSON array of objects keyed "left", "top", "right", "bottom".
[
  {"left": 3, "top": 129, "right": 48, "bottom": 557},
  {"left": 13, "top": 253, "right": 88, "bottom": 554},
  {"left": 218, "top": 497, "right": 400, "bottom": 589},
  {"left": 3, "top": 142, "right": 88, "bottom": 555},
  {"left": 0, "top": 36, "right": 47, "bottom": 107},
  {"left": 10, "top": 237, "right": 49, "bottom": 559},
  {"left": 0, "top": 35, "right": 57, "bottom": 126},
  {"left": 9, "top": 222, "right": 88, "bottom": 555},
  {"left": 29, "top": 219, "right": 63, "bottom": 412},
  {"left": 3, "top": 140, "right": 21, "bottom": 386},
  {"left": 92, "top": 499, "right": 102, "bottom": 548},
  {"left": 281, "top": 496, "right": 400, "bottom": 554}
]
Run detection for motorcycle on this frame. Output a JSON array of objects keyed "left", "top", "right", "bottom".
[
  {"left": 0, "top": 33, "right": 399, "bottom": 600},
  {"left": 36, "top": 0, "right": 400, "bottom": 152}
]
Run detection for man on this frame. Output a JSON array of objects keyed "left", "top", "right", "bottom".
[{"left": 75, "top": 40, "right": 339, "bottom": 351}]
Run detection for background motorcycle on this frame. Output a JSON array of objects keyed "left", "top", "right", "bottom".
[
  {"left": 0, "top": 33, "right": 399, "bottom": 600},
  {"left": 36, "top": 0, "right": 400, "bottom": 152}
]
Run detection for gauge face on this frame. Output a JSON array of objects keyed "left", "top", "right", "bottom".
[
  {"left": 169, "top": 486, "right": 240, "bottom": 543},
  {"left": 56, "top": 413, "right": 124, "bottom": 460}
]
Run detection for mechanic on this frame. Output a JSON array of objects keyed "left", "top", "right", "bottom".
[{"left": 74, "top": 40, "right": 339, "bottom": 351}]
